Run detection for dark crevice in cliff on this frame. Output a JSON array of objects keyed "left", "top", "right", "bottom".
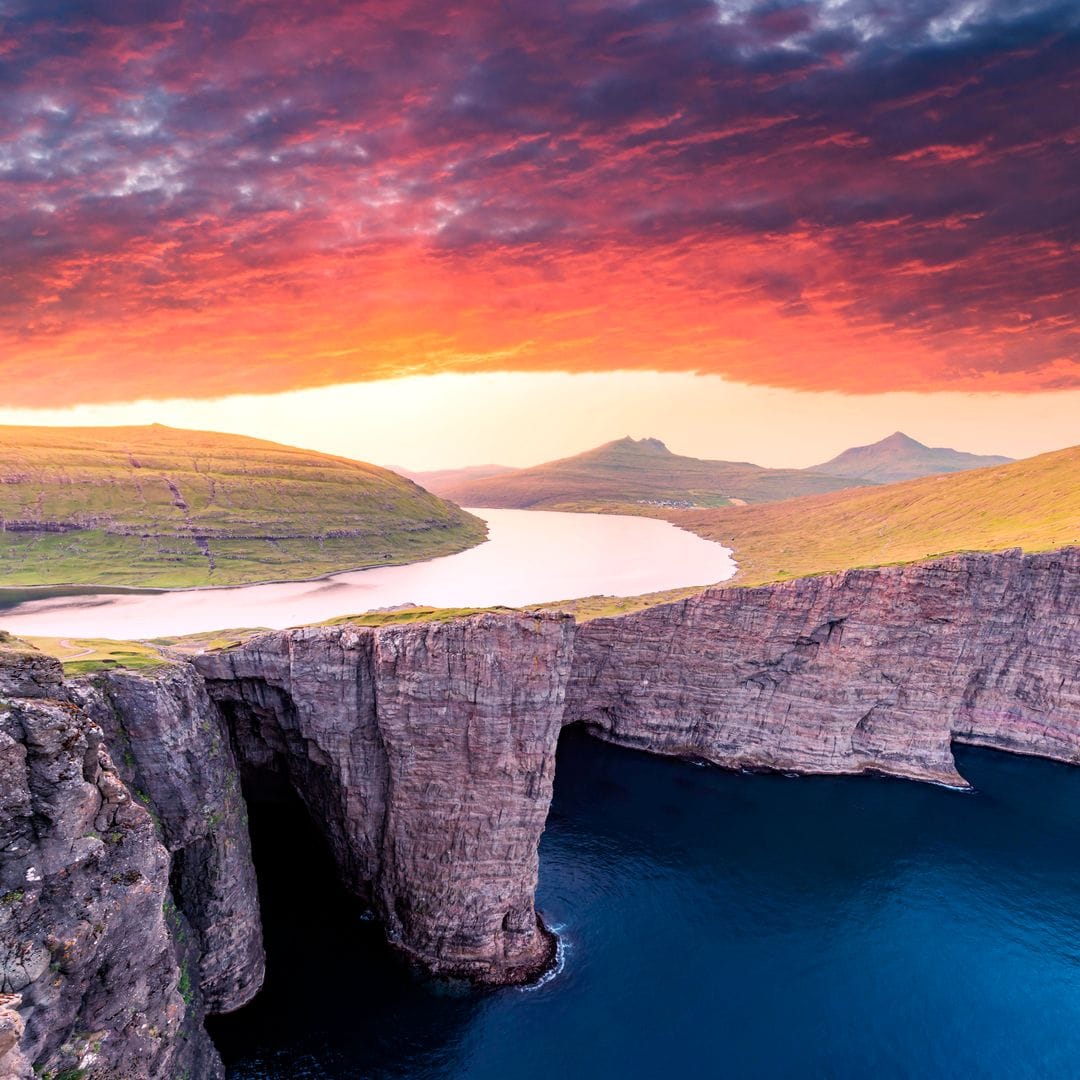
[
  {"left": 207, "top": 784, "right": 484, "bottom": 1075},
  {"left": 168, "top": 836, "right": 224, "bottom": 983},
  {"left": 206, "top": 783, "right": 360, "bottom": 1067},
  {"left": 216, "top": 686, "right": 376, "bottom": 904}
]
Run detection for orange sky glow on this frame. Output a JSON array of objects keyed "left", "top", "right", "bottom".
[
  {"left": 7, "top": 233, "right": 1080, "bottom": 410},
  {"left": 1, "top": 0, "right": 1077, "bottom": 450},
  {"left": 2, "top": 373, "right": 1076, "bottom": 471}
]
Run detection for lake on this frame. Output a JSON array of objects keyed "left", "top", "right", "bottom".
[
  {"left": 0, "top": 508, "right": 735, "bottom": 638},
  {"left": 211, "top": 729, "right": 1080, "bottom": 1079}
]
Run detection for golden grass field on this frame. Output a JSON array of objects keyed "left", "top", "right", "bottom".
[{"left": 665, "top": 444, "right": 1080, "bottom": 587}]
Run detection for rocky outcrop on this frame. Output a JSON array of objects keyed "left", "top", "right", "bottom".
[
  {"left": 74, "top": 665, "right": 263, "bottom": 1014},
  {"left": 0, "top": 643, "right": 223, "bottom": 1080},
  {"left": 566, "top": 548, "right": 1080, "bottom": 787},
  {"left": 0, "top": 611, "right": 575, "bottom": 1077},
  {"left": 194, "top": 611, "right": 575, "bottom": 984},
  {"left": 0, "top": 994, "right": 31, "bottom": 1079}
]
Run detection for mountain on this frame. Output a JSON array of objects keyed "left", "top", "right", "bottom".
[
  {"left": 422, "top": 436, "right": 872, "bottom": 510},
  {"left": 669, "top": 444, "right": 1079, "bottom": 586},
  {"left": 0, "top": 424, "right": 485, "bottom": 588},
  {"left": 807, "top": 431, "right": 1013, "bottom": 484}
]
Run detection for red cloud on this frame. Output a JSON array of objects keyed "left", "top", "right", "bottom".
[{"left": 0, "top": 0, "right": 1076, "bottom": 405}]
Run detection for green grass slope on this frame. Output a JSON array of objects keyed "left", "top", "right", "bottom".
[
  {"left": 668, "top": 444, "right": 1080, "bottom": 586},
  {"left": 21, "top": 635, "right": 169, "bottom": 676},
  {"left": 424, "top": 436, "right": 873, "bottom": 510},
  {"left": 806, "top": 430, "right": 1013, "bottom": 484},
  {"left": 0, "top": 424, "right": 486, "bottom": 587}
]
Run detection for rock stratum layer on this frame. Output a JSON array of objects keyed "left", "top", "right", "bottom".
[
  {"left": 194, "top": 613, "right": 574, "bottom": 985},
  {"left": 0, "top": 643, "right": 228, "bottom": 1080},
  {"left": 568, "top": 547, "right": 1080, "bottom": 787},
  {"left": 1, "top": 547, "right": 1077, "bottom": 1077}
]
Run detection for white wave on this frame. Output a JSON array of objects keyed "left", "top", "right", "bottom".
[{"left": 519, "top": 923, "right": 568, "bottom": 992}]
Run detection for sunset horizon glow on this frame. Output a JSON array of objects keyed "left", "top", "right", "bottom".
[
  {"left": 1, "top": 371, "right": 1076, "bottom": 472},
  {"left": 2, "top": 0, "right": 1078, "bottom": 418}
]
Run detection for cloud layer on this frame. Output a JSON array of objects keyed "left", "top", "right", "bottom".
[{"left": 1, "top": 0, "right": 1077, "bottom": 404}]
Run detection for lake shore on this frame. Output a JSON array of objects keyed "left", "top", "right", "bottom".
[{"left": 0, "top": 508, "right": 736, "bottom": 639}]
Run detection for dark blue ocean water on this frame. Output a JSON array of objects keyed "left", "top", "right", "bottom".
[{"left": 211, "top": 729, "right": 1080, "bottom": 1079}]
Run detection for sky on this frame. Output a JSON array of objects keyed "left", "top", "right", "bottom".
[
  {"left": 0, "top": 0, "right": 1077, "bottom": 465},
  {"left": 0, "top": 372, "right": 1077, "bottom": 469}
]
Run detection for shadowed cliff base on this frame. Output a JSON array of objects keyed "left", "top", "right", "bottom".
[{"left": 207, "top": 785, "right": 487, "bottom": 1077}]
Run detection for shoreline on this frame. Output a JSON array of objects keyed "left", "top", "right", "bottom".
[
  {"left": 0, "top": 507, "right": 737, "bottom": 605},
  {"left": 0, "top": 508, "right": 740, "bottom": 639},
  {"left": 0, "top": 520, "right": 494, "bottom": 597}
]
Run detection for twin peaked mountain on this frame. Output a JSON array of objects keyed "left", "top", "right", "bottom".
[{"left": 411, "top": 431, "right": 1014, "bottom": 512}]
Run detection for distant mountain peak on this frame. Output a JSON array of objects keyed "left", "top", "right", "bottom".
[
  {"left": 880, "top": 431, "right": 925, "bottom": 448},
  {"left": 418, "top": 433, "right": 875, "bottom": 511},
  {"left": 606, "top": 436, "right": 671, "bottom": 453},
  {"left": 807, "top": 431, "right": 1012, "bottom": 484}
]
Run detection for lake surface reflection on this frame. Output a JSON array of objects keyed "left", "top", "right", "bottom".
[{"left": 0, "top": 508, "right": 735, "bottom": 638}]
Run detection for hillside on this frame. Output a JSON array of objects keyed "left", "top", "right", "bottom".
[
  {"left": 807, "top": 431, "right": 1013, "bottom": 483},
  {"left": 0, "top": 425, "right": 486, "bottom": 588},
  {"left": 399, "top": 464, "right": 515, "bottom": 489},
  {"left": 422, "top": 436, "right": 872, "bottom": 509},
  {"left": 667, "top": 445, "right": 1080, "bottom": 586}
]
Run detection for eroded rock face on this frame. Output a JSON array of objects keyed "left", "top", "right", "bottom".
[
  {"left": 0, "top": 646, "right": 223, "bottom": 1080},
  {"left": 195, "top": 611, "right": 575, "bottom": 983},
  {"left": 0, "top": 993, "right": 31, "bottom": 1080},
  {"left": 75, "top": 665, "right": 264, "bottom": 1014},
  {"left": 567, "top": 548, "right": 1080, "bottom": 787}
]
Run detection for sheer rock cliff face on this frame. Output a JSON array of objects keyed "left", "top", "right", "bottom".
[
  {"left": 74, "top": 665, "right": 264, "bottom": 1014},
  {"left": 193, "top": 612, "right": 575, "bottom": 984},
  {"left": 566, "top": 549, "right": 1080, "bottom": 788},
  {"left": 1, "top": 548, "right": 1078, "bottom": 1077},
  {"left": 0, "top": 646, "right": 224, "bottom": 1080}
]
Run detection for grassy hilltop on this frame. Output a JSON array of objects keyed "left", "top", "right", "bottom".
[
  {"left": 667, "top": 444, "right": 1080, "bottom": 586},
  {"left": 0, "top": 425, "right": 485, "bottom": 588}
]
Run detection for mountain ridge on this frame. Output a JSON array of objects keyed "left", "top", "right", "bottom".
[{"left": 413, "top": 435, "right": 870, "bottom": 509}]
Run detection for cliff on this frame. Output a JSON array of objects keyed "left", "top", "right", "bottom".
[
  {"left": 1, "top": 547, "right": 1078, "bottom": 1076},
  {"left": 193, "top": 612, "right": 575, "bottom": 984},
  {"left": 566, "top": 547, "right": 1080, "bottom": 787},
  {"left": 73, "top": 665, "right": 264, "bottom": 1015},
  {"left": 0, "top": 642, "right": 224, "bottom": 1080}
]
